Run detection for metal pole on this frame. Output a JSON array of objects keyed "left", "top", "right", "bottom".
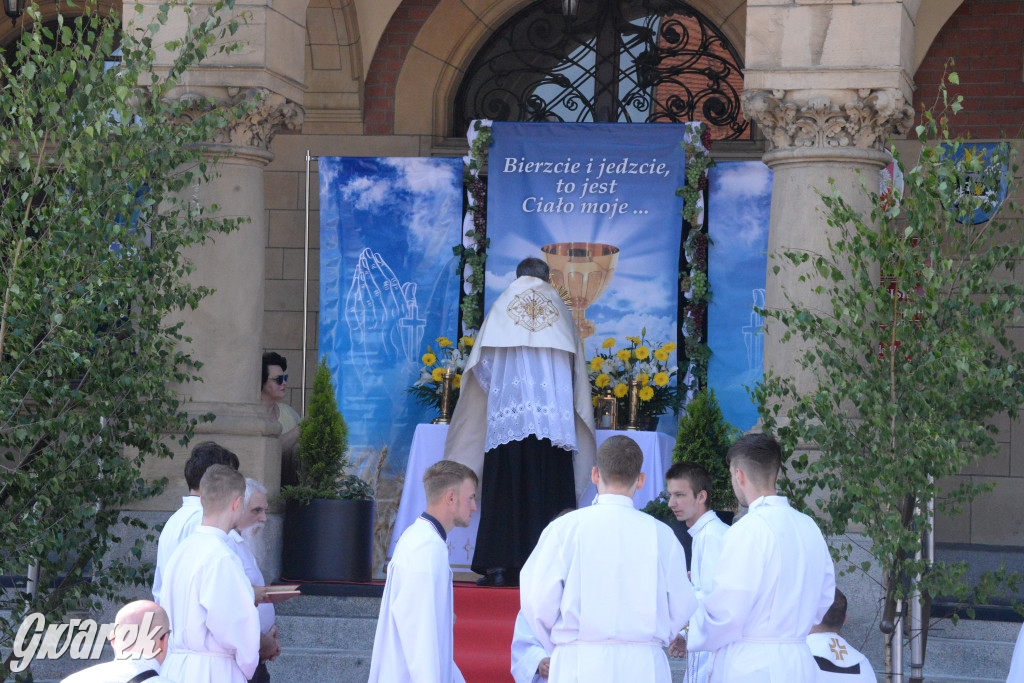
[
  {"left": 891, "top": 602, "right": 903, "bottom": 683},
  {"left": 910, "top": 544, "right": 923, "bottom": 679},
  {"left": 301, "top": 150, "right": 311, "bottom": 417}
]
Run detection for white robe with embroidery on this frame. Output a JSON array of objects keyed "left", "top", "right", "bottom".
[
  {"left": 368, "top": 517, "right": 466, "bottom": 683},
  {"left": 152, "top": 495, "right": 202, "bottom": 603},
  {"left": 520, "top": 494, "right": 697, "bottom": 683},
  {"left": 445, "top": 275, "right": 596, "bottom": 500},
  {"left": 158, "top": 526, "right": 260, "bottom": 683},
  {"left": 684, "top": 510, "right": 729, "bottom": 683},
  {"left": 806, "top": 632, "right": 876, "bottom": 682},
  {"left": 511, "top": 611, "right": 549, "bottom": 683},
  {"left": 687, "top": 496, "right": 836, "bottom": 683}
]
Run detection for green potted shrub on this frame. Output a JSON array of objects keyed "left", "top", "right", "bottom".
[
  {"left": 280, "top": 357, "right": 375, "bottom": 583},
  {"left": 673, "top": 388, "right": 739, "bottom": 518}
]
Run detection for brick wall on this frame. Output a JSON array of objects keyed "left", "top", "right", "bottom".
[
  {"left": 914, "top": 0, "right": 1024, "bottom": 139},
  {"left": 364, "top": 0, "right": 441, "bottom": 135}
]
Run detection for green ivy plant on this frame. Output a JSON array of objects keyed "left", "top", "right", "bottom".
[
  {"left": 0, "top": 1, "right": 246, "bottom": 678},
  {"left": 753, "top": 67, "right": 1024, "bottom": 674},
  {"left": 280, "top": 357, "right": 373, "bottom": 504},
  {"left": 454, "top": 121, "right": 493, "bottom": 331}
]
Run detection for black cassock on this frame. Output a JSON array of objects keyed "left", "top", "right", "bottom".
[{"left": 472, "top": 434, "right": 576, "bottom": 576}]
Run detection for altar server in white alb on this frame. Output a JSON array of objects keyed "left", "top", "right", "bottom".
[
  {"left": 1009, "top": 622, "right": 1024, "bottom": 682},
  {"left": 520, "top": 435, "right": 697, "bottom": 683},
  {"left": 152, "top": 441, "right": 238, "bottom": 602},
  {"left": 685, "top": 433, "right": 836, "bottom": 683},
  {"left": 511, "top": 611, "right": 550, "bottom": 683},
  {"left": 807, "top": 589, "right": 876, "bottom": 682},
  {"left": 664, "top": 461, "right": 729, "bottom": 683},
  {"left": 445, "top": 256, "right": 596, "bottom": 587},
  {"left": 159, "top": 465, "right": 260, "bottom": 683},
  {"left": 61, "top": 600, "right": 174, "bottom": 683},
  {"left": 368, "top": 460, "right": 478, "bottom": 683}
]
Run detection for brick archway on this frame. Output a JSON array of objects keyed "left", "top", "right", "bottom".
[{"left": 363, "top": 0, "right": 748, "bottom": 138}]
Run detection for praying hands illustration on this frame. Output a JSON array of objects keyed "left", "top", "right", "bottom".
[{"left": 346, "top": 248, "right": 424, "bottom": 363}]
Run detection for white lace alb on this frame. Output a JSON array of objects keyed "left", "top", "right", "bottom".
[{"left": 474, "top": 346, "right": 578, "bottom": 454}]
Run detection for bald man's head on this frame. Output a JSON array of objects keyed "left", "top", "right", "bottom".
[{"left": 112, "top": 600, "right": 170, "bottom": 663}]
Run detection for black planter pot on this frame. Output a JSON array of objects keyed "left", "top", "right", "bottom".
[{"left": 281, "top": 498, "right": 375, "bottom": 583}]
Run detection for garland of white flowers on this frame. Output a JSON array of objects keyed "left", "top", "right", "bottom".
[{"left": 458, "top": 120, "right": 715, "bottom": 388}]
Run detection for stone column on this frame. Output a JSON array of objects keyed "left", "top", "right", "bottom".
[
  {"left": 743, "top": 88, "right": 914, "bottom": 390},
  {"left": 742, "top": 0, "right": 920, "bottom": 393}
]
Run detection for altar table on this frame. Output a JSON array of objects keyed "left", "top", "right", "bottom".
[{"left": 387, "top": 424, "right": 676, "bottom": 572}]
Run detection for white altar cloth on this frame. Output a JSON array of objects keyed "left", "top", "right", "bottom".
[{"left": 387, "top": 423, "right": 675, "bottom": 572}]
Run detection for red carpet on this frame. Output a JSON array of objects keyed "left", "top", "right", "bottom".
[{"left": 454, "top": 582, "right": 520, "bottom": 682}]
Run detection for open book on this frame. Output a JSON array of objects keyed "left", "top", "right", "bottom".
[{"left": 263, "top": 584, "right": 301, "bottom": 604}]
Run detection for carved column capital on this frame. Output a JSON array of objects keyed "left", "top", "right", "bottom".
[
  {"left": 175, "top": 87, "right": 304, "bottom": 158},
  {"left": 741, "top": 88, "right": 915, "bottom": 152}
]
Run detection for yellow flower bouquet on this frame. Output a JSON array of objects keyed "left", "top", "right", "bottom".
[
  {"left": 407, "top": 335, "right": 474, "bottom": 414},
  {"left": 589, "top": 329, "right": 680, "bottom": 426}
]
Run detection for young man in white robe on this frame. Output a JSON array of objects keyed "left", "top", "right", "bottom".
[
  {"left": 159, "top": 464, "right": 261, "bottom": 683},
  {"left": 520, "top": 435, "right": 697, "bottom": 683},
  {"left": 61, "top": 601, "right": 174, "bottom": 683},
  {"left": 152, "top": 441, "right": 238, "bottom": 602},
  {"left": 511, "top": 611, "right": 550, "bottom": 682},
  {"left": 807, "top": 589, "right": 876, "bottom": 682},
  {"left": 664, "top": 462, "right": 729, "bottom": 683},
  {"left": 1009, "top": 622, "right": 1024, "bottom": 682},
  {"left": 368, "top": 460, "right": 478, "bottom": 683},
  {"left": 683, "top": 433, "right": 836, "bottom": 683},
  {"left": 445, "top": 256, "right": 596, "bottom": 587},
  {"left": 228, "top": 478, "right": 282, "bottom": 683}
]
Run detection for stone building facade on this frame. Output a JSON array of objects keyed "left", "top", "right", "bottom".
[{"left": 3, "top": 0, "right": 1022, "bottom": 550}]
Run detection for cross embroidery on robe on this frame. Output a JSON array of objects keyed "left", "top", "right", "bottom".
[
  {"left": 506, "top": 290, "right": 559, "bottom": 331},
  {"left": 829, "top": 637, "right": 848, "bottom": 660}
]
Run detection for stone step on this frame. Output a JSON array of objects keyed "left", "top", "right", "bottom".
[
  {"left": 275, "top": 614, "right": 377, "bottom": 650},
  {"left": 264, "top": 648, "right": 373, "bottom": 683}
]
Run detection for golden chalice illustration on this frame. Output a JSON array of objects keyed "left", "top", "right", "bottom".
[{"left": 541, "top": 242, "right": 619, "bottom": 340}]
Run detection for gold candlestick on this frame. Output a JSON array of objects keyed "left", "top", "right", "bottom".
[
  {"left": 433, "top": 368, "right": 455, "bottom": 425},
  {"left": 625, "top": 379, "right": 640, "bottom": 431}
]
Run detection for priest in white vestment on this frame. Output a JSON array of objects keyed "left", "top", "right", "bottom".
[
  {"left": 152, "top": 441, "right": 238, "bottom": 602},
  {"left": 520, "top": 435, "right": 697, "bottom": 683},
  {"left": 159, "top": 465, "right": 260, "bottom": 683},
  {"left": 511, "top": 611, "right": 550, "bottom": 683},
  {"left": 61, "top": 601, "right": 174, "bottom": 683},
  {"left": 807, "top": 589, "right": 876, "bottom": 682},
  {"left": 685, "top": 434, "right": 836, "bottom": 683},
  {"left": 368, "top": 460, "right": 478, "bottom": 683},
  {"left": 446, "top": 256, "right": 596, "bottom": 587},
  {"left": 664, "top": 462, "right": 729, "bottom": 683},
  {"left": 228, "top": 479, "right": 281, "bottom": 683}
]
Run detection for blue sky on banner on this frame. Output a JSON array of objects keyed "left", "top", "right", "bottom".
[
  {"left": 484, "top": 122, "right": 694, "bottom": 360},
  {"left": 707, "top": 161, "right": 772, "bottom": 433},
  {"left": 319, "top": 157, "right": 463, "bottom": 475}
]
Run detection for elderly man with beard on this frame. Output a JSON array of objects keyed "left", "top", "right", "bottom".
[{"left": 228, "top": 478, "right": 281, "bottom": 683}]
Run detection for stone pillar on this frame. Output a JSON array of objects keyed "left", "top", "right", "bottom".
[
  {"left": 742, "top": 0, "right": 920, "bottom": 393},
  {"left": 743, "top": 88, "right": 913, "bottom": 390}
]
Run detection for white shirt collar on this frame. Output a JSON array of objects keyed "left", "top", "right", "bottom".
[
  {"left": 180, "top": 495, "right": 202, "bottom": 509},
  {"left": 595, "top": 493, "right": 634, "bottom": 507},
  {"left": 193, "top": 525, "right": 228, "bottom": 539},
  {"left": 747, "top": 494, "right": 789, "bottom": 512},
  {"left": 687, "top": 509, "right": 720, "bottom": 538}
]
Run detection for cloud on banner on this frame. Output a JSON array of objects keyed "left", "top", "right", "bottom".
[
  {"left": 706, "top": 161, "right": 772, "bottom": 433},
  {"left": 484, "top": 122, "right": 693, "bottom": 380},
  {"left": 319, "top": 156, "right": 463, "bottom": 475}
]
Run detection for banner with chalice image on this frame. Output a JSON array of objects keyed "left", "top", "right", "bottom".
[{"left": 485, "top": 122, "right": 695, "bottom": 431}]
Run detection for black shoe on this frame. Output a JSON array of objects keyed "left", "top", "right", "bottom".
[{"left": 476, "top": 568, "right": 508, "bottom": 587}]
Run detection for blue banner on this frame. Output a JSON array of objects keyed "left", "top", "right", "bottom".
[
  {"left": 485, "top": 122, "right": 691, "bottom": 431},
  {"left": 318, "top": 157, "right": 463, "bottom": 475},
  {"left": 706, "top": 161, "right": 772, "bottom": 432}
]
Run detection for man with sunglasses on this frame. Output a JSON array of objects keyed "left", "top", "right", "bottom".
[{"left": 261, "top": 352, "right": 302, "bottom": 486}]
